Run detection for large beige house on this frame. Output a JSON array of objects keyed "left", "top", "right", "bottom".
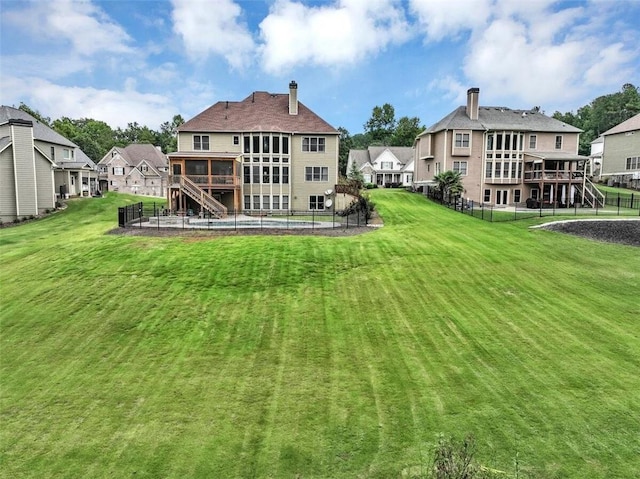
[
  {"left": 414, "top": 88, "right": 603, "bottom": 207},
  {"left": 98, "top": 144, "right": 168, "bottom": 197},
  {"left": 168, "top": 81, "right": 339, "bottom": 216},
  {"left": 598, "top": 113, "right": 640, "bottom": 190},
  {"left": 0, "top": 106, "right": 97, "bottom": 223}
]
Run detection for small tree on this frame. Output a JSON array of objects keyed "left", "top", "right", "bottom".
[
  {"left": 434, "top": 170, "right": 464, "bottom": 204},
  {"left": 347, "top": 160, "right": 365, "bottom": 189}
]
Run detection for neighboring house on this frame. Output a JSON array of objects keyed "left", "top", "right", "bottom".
[
  {"left": 0, "top": 105, "right": 97, "bottom": 223},
  {"left": 347, "top": 146, "right": 414, "bottom": 187},
  {"left": 54, "top": 148, "right": 99, "bottom": 198},
  {"left": 167, "top": 81, "right": 339, "bottom": 216},
  {"left": 98, "top": 144, "right": 169, "bottom": 197},
  {"left": 599, "top": 113, "right": 640, "bottom": 190},
  {"left": 413, "top": 88, "right": 602, "bottom": 207},
  {"left": 589, "top": 136, "right": 603, "bottom": 180}
]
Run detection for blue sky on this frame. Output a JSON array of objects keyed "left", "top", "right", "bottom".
[{"left": 1, "top": 0, "right": 639, "bottom": 135}]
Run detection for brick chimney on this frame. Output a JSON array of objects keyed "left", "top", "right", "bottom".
[
  {"left": 466, "top": 87, "right": 479, "bottom": 120},
  {"left": 289, "top": 80, "right": 298, "bottom": 116}
]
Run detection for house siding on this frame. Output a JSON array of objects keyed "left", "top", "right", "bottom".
[
  {"left": 12, "top": 123, "right": 38, "bottom": 217},
  {"left": 602, "top": 132, "right": 640, "bottom": 175},
  {"left": 34, "top": 149, "right": 55, "bottom": 212},
  {"left": 0, "top": 145, "right": 17, "bottom": 221}
]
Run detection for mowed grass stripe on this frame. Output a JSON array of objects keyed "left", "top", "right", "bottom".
[{"left": 1, "top": 190, "right": 639, "bottom": 478}]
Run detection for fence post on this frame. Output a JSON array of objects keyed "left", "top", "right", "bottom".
[
  {"left": 617, "top": 194, "right": 621, "bottom": 216},
  {"left": 312, "top": 208, "right": 315, "bottom": 230}
]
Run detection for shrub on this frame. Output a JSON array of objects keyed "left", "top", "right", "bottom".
[{"left": 337, "top": 194, "right": 375, "bottom": 221}]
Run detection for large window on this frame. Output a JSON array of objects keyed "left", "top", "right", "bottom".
[
  {"left": 485, "top": 161, "right": 492, "bottom": 179},
  {"left": 555, "top": 135, "right": 563, "bottom": 149},
  {"left": 309, "top": 195, "right": 325, "bottom": 210},
  {"left": 514, "top": 189, "right": 521, "bottom": 203},
  {"left": 113, "top": 166, "right": 124, "bottom": 175},
  {"left": 244, "top": 195, "right": 250, "bottom": 210},
  {"left": 252, "top": 165, "right": 260, "bottom": 183},
  {"left": 626, "top": 156, "right": 639, "bottom": 170},
  {"left": 380, "top": 161, "right": 393, "bottom": 170},
  {"left": 529, "top": 134, "right": 537, "bottom": 149},
  {"left": 262, "top": 166, "right": 270, "bottom": 183},
  {"left": 193, "top": 135, "right": 209, "bottom": 151},
  {"left": 483, "top": 189, "right": 491, "bottom": 203},
  {"left": 243, "top": 166, "right": 251, "bottom": 184},
  {"left": 282, "top": 166, "right": 289, "bottom": 184},
  {"left": 455, "top": 132, "right": 470, "bottom": 148},
  {"left": 272, "top": 166, "right": 280, "bottom": 183},
  {"left": 282, "top": 137, "right": 289, "bottom": 154},
  {"left": 305, "top": 166, "right": 328, "bottom": 181},
  {"left": 302, "top": 137, "right": 325, "bottom": 152},
  {"left": 63, "top": 148, "right": 74, "bottom": 160},
  {"left": 453, "top": 161, "right": 468, "bottom": 176}
]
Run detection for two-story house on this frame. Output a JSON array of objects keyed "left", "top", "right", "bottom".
[
  {"left": 98, "top": 144, "right": 169, "bottom": 197},
  {"left": 0, "top": 106, "right": 97, "bottom": 222},
  {"left": 414, "top": 88, "right": 602, "bottom": 207},
  {"left": 599, "top": 113, "right": 640, "bottom": 190},
  {"left": 347, "top": 146, "right": 414, "bottom": 187},
  {"left": 167, "top": 81, "right": 339, "bottom": 216}
]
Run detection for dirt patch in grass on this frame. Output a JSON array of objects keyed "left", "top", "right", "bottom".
[{"left": 537, "top": 219, "right": 640, "bottom": 247}]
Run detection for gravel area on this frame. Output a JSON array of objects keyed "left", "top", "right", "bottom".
[{"left": 536, "top": 219, "right": 640, "bottom": 247}]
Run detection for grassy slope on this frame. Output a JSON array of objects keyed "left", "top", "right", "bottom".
[{"left": 1, "top": 191, "right": 639, "bottom": 478}]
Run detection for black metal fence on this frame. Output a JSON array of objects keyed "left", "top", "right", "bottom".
[
  {"left": 424, "top": 190, "right": 640, "bottom": 222},
  {"left": 118, "top": 202, "right": 370, "bottom": 230}
]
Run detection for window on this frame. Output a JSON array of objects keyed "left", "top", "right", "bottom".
[
  {"left": 263, "top": 136, "right": 270, "bottom": 154},
  {"left": 453, "top": 161, "right": 468, "bottom": 176},
  {"left": 63, "top": 148, "right": 74, "bottom": 160},
  {"left": 309, "top": 195, "right": 325, "bottom": 209},
  {"left": 244, "top": 195, "right": 251, "bottom": 210},
  {"left": 364, "top": 174, "right": 372, "bottom": 183},
  {"left": 272, "top": 196, "right": 280, "bottom": 210},
  {"left": 302, "top": 137, "right": 325, "bottom": 152},
  {"left": 305, "top": 166, "right": 328, "bottom": 182},
  {"left": 272, "top": 166, "right": 280, "bottom": 183},
  {"left": 233, "top": 135, "right": 239, "bottom": 145},
  {"left": 495, "top": 162, "right": 502, "bottom": 178},
  {"left": 243, "top": 166, "right": 251, "bottom": 184},
  {"left": 282, "top": 195, "right": 289, "bottom": 210},
  {"left": 272, "top": 136, "right": 280, "bottom": 154},
  {"left": 50, "top": 146, "right": 55, "bottom": 161},
  {"left": 282, "top": 137, "right": 289, "bottom": 154},
  {"left": 113, "top": 167, "right": 124, "bottom": 175},
  {"left": 435, "top": 162, "right": 441, "bottom": 175},
  {"left": 263, "top": 195, "right": 270, "bottom": 210},
  {"left": 253, "top": 195, "right": 260, "bottom": 210},
  {"left": 555, "top": 135, "right": 562, "bottom": 149},
  {"left": 253, "top": 136, "right": 260, "bottom": 154},
  {"left": 381, "top": 161, "right": 393, "bottom": 170},
  {"left": 455, "top": 132, "right": 470, "bottom": 148},
  {"left": 514, "top": 189, "right": 521, "bottom": 203},
  {"left": 252, "top": 166, "right": 260, "bottom": 184},
  {"left": 244, "top": 136, "right": 250, "bottom": 153},
  {"left": 262, "top": 166, "right": 270, "bottom": 183},
  {"left": 282, "top": 166, "right": 289, "bottom": 184},
  {"left": 485, "top": 161, "right": 492, "bottom": 178},
  {"left": 484, "top": 189, "right": 491, "bottom": 202},
  {"left": 487, "top": 134, "right": 494, "bottom": 150},
  {"left": 193, "top": 135, "right": 209, "bottom": 150},
  {"left": 626, "top": 156, "right": 639, "bottom": 170}
]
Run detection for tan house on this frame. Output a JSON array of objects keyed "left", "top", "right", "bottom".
[
  {"left": 599, "top": 113, "right": 640, "bottom": 190},
  {"left": 414, "top": 88, "right": 603, "bottom": 207},
  {"left": 0, "top": 106, "right": 97, "bottom": 222},
  {"left": 347, "top": 146, "right": 414, "bottom": 187},
  {"left": 167, "top": 81, "right": 339, "bottom": 216},
  {"left": 98, "top": 144, "right": 168, "bottom": 197}
]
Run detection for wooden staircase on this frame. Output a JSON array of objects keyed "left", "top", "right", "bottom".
[
  {"left": 178, "top": 175, "right": 227, "bottom": 218},
  {"left": 582, "top": 176, "right": 605, "bottom": 208}
]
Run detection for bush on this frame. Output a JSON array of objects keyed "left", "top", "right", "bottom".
[{"left": 338, "top": 194, "right": 375, "bottom": 221}]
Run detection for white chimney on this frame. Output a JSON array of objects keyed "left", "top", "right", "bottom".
[
  {"left": 289, "top": 80, "right": 298, "bottom": 116},
  {"left": 466, "top": 87, "right": 479, "bottom": 120}
]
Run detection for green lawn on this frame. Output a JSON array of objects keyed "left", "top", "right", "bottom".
[{"left": 1, "top": 191, "right": 639, "bottom": 478}]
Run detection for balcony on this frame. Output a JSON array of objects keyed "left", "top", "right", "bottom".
[
  {"left": 169, "top": 174, "right": 240, "bottom": 189},
  {"left": 523, "top": 170, "right": 584, "bottom": 182}
]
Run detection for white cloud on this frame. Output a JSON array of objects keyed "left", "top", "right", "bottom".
[
  {"left": 4, "top": 0, "right": 132, "bottom": 56},
  {"left": 1, "top": 76, "right": 175, "bottom": 130},
  {"left": 258, "top": 0, "right": 412, "bottom": 74},
  {"left": 584, "top": 43, "right": 636, "bottom": 87},
  {"left": 409, "top": 0, "right": 492, "bottom": 42},
  {"left": 171, "top": 0, "right": 255, "bottom": 70}
]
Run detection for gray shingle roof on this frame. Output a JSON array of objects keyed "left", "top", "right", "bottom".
[
  {"left": 348, "top": 146, "right": 414, "bottom": 171},
  {"left": 179, "top": 91, "right": 338, "bottom": 134},
  {"left": 425, "top": 106, "right": 582, "bottom": 134},
  {"left": 0, "top": 105, "right": 77, "bottom": 147},
  {"left": 602, "top": 113, "right": 640, "bottom": 136},
  {"left": 101, "top": 144, "right": 167, "bottom": 169}
]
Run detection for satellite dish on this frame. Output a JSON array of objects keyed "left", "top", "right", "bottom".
[
  {"left": 325, "top": 199, "right": 333, "bottom": 208},
  {"left": 325, "top": 188, "right": 334, "bottom": 196}
]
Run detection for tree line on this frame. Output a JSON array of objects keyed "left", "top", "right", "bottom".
[
  {"left": 552, "top": 83, "right": 640, "bottom": 156},
  {"left": 17, "top": 103, "right": 184, "bottom": 162}
]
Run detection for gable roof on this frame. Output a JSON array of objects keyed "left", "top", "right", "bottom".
[
  {"left": 602, "top": 113, "right": 640, "bottom": 136},
  {"left": 179, "top": 91, "right": 338, "bottom": 134},
  {"left": 423, "top": 106, "right": 582, "bottom": 134},
  {"left": 0, "top": 105, "right": 76, "bottom": 147},
  {"left": 101, "top": 144, "right": 167, "bottom": 169},
  {"left": 348, "top": 146, "right": 414, "bottom": 171}
]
